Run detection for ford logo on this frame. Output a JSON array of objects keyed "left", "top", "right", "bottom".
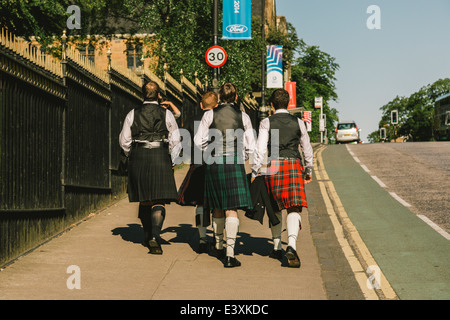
[{"left": 226, "top": 24, "right": 248, "bottom": 33}]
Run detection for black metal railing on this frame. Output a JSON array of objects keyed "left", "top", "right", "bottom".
[
  {"left": 0, "top": 28, "right": 261, "bottom": 266},
  {"left": 1, "top": 28, "right": 256, "bottom": 266}
]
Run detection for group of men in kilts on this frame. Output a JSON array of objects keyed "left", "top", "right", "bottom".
[{"left": 119, "top": 80, "right": 313, "bottom": 268}]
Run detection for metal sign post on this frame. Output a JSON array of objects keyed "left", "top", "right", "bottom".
[
  {"left": 315, "top": 97, "right": 324, "bottom": 143},
  {"left": 391, "top": 109, "right": 398, "bottom": 142},
  {"left": 212, "top": 0, "right": 219, "bottom": 92}
]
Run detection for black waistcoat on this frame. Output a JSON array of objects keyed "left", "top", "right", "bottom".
[
  {"left": 209, "top": 104, "right": 244, "bottom": 155},
  {"left": 184, "top": 110, "right": 208, "bottom": 163},
  {"left": 268, "top": 112, "right": 301, "bottom": 159},
  {"left": 131, "top": 103, "right": 168, "bottom": 142}
]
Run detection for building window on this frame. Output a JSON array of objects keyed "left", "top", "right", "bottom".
[
  {"left": 78, "top": 43, "right": 95, "bottom": 65},
  {"left": 126, "top": 42, "right": 143, "bottom": 70},
  {"left": 87, "top": 44, "right": 95, "bottom": 64}
]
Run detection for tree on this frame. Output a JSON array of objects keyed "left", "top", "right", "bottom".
[
  {"left": 1, "top": 0, "right": 335, "bottom": 110},
  {"left": 290, "top": 45, "right": 340, "bottom": 142},
  {"left": 369, "top": 78, "right": 450, "bottom": 142},
  {"left": 265, "top": 22, "right": 302, "bottom": 78},
  {"left": 0, "top": 0, "right": 120, "bottom": 45}
]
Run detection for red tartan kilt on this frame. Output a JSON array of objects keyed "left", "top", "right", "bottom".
[{"left": 264, "top": 158, "right": 308, "bottom": 210}]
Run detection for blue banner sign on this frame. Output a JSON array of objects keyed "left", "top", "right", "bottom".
[
  {"left": 267, "top": 45, "right": 283, "bottom": 88},
  {"left": 222, "top": 0, "right": 252, "bottom": 40}
]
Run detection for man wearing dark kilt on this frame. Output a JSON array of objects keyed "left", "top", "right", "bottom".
[
  {"left": 251, "top": 89, "right": 313, "bottom": 268},
  {"left": 194, "top": 83, "right": 255, "bottom": 268},
  {"left": 177, "top": 91, "right": 218, "bottom": 253},
  {"left": 119, "top": 80, "right": 181, "bottom": 255}
]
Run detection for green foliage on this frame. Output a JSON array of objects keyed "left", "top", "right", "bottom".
[
  {"left": 266, "top": 22, "right": 302, "bottom": 74},
  {"left": 1, "top": 0, "right": 68, "bottom": 43},
  {"left": 2, "top": 0, "right": 340, "bottom": 124},
  {"left": 0, "top": 0, "right": 118, "bottom": 42},
  {"left": 368, "top": 78, "right": 450, "bottom": 142},
  {"left": 124, "top": 0, "right": 269, "bottom": 98},
  {"left": 290, "top": 45, "right": 340, "bottom": 142}
]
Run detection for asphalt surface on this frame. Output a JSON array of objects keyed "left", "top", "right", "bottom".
[
  {"left": 347, "top": 142, "right": 450, "bottom": 233},
  {"left": 323, "top": 144, "right": 450, "bottom": 300}
]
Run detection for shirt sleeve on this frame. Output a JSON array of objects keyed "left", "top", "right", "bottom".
[
  {"left": 298, "top": 118, "right": 313, "bottom": 175},
  {"left": 166, "top": 109, "right": 182, "bottom": 165},
  {"left": 193, "top": 110, "right": 213, "bottom": 151},
  {"left": 251, "top": 118, "right": 270, "bottom": 177},
  {"left": 242, "top": 112, "right": 256, "bottom": 161},
  {"left": 119, "top": 109, "right": 134, "bottom": 156},
  {"left": 173, "top": 111, "right": 181, "bottom": 119}
]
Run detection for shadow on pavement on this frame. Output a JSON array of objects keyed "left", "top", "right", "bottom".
[{"left": 111, "top": 223, "right": 143, "bottom": 245}]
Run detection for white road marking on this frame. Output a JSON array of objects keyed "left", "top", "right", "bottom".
[
  {"left": 344, "top": 145, "right": 448, "bottom": 242},
  {"left": 371, "top": 176, "right": 387, "bottom": 188},
  {"left": 315, "top": 145, "right": 397, "bottom": 300},
  {"left": 389, "top": 192, "right": 411, "bottom": 207},
  {"left": 417, "top": 215, "right": 450, "bottom": 241}
]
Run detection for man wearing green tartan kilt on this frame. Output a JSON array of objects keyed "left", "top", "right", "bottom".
[{"left": 194, "top": 83, "right": 255, "bottom": 268}]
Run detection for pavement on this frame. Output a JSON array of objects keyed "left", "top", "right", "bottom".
[
  {"left": 3, "top": 143, "right": 447, "bottom": 303},
  {"left": 0, "top": 162, "right": 327, "bottom": 301}
]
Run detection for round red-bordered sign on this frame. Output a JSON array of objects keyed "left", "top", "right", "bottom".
[{"left": 205, "top": 46, "right": 227, "bottom": 68}]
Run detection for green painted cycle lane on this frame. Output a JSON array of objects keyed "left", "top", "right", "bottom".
[{"left": 322, "top": 145, "right": 450, "bottom": 300}]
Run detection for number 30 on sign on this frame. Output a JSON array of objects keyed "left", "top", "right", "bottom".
[{"left": 205, "top": 46, "right": 227, "bottom": 68}]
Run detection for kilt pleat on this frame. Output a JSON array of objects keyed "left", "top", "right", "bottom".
[
  {"left": 264, "top": 158, "right": 308, "bottom": 210},
  {"left": 127, "top": 147, "right": 178, "bottom": 203},
  {"left": 177, "top": 164, "right": 205, "bottom": 206},
  {"left": 204, "top": 156, "right": 252, "bottom": 210}
]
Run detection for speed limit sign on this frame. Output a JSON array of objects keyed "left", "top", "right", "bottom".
[{"left": 205, "top": 46, "right": 227, "bottom": 68}]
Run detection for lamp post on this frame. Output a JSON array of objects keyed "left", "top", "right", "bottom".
[
  {"left": 259, "top": 0, "right": 267, "bottom": 120},
  {"left": 212, "top": 0, "right": 219, "bottom": 93}
]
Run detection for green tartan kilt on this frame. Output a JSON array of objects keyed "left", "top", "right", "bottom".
[{"left": 204, "top": 156, "right": 252, "bottom": 211}]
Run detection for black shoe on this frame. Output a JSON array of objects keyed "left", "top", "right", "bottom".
[
  {"left": 198, "top": 242, "right": 209, "bottom": 254},
  {"left": 142, "top": 234, "right": 152, "bottom": 249},
  {"left": 285, "top": 246, "right": 301, "bottom": 268},
  {"left": 269, "top": 249, "right": 283, "bottom": 260},
  {"left": 142, "top": 240, "right": 150, "bottom": 249},
  {"left": 148, "top": 237, "right": 163, "bottom": 255},
  {"left": 224, "top": 256, "right": 241, "bottom": 268},
  {"left": 211, "top": 246, "right": 226, "bottom": 260}
]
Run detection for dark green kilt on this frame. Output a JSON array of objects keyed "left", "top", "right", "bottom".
[{"left": 203, "top": 156, "right": 252, "bottom": 211}]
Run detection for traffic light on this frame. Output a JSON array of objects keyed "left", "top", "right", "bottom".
[
  {"left": 391, "top": 110, "right": 398, "bottom": 125},
  {"left": 380, "top": 127, "right": 386, "bottom": 140}
]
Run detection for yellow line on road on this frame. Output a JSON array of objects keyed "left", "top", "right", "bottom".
[{"left": 314, "top": 145, "right": 397, "bottom": 300}]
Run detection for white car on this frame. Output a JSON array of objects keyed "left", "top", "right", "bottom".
[{"left": 336, "top": 121, "right": 360, "bottom": 144}]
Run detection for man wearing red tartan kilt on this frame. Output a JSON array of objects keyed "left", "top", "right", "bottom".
[
  {"left": 251, "top": 89, "right": 313, "bottom": 268},
  {"left": 177, "top": 91, "right": 218, "bottom": 253}
]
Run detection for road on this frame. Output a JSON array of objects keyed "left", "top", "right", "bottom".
[
  {"left": 347, "top": 142, "right": 450, "bottom": 234},
  {"left": 320, "top": 143, "right": 450, "bottom": 300}
]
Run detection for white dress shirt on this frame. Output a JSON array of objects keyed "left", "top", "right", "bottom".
[
  {"left": 193, "top": 106, "right": 256, "bottom": 162},
  {"left": 119, "top": 101, "right": 182, "bottom": 165},
  {"left": 251, "top": 109, "right": 313, "bottom": 177}
]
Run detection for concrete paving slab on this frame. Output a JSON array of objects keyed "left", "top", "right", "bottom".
[{"left": 0, "top": 165, "right": 327, "bottom": 301}]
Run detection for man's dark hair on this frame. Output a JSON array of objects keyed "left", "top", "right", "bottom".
[
  {"left": 142, "top": 80, "right": 160, "bottom": 101},
  {"left": 270, "top": 89, "right": 290, "bottom": 110},
  {"left": 219, "top": 82, "right": 237, "bottom": 103}
]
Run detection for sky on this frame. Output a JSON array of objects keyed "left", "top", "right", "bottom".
[{"left": 276, "top": 0, "right": 450, "bottom": 142}]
